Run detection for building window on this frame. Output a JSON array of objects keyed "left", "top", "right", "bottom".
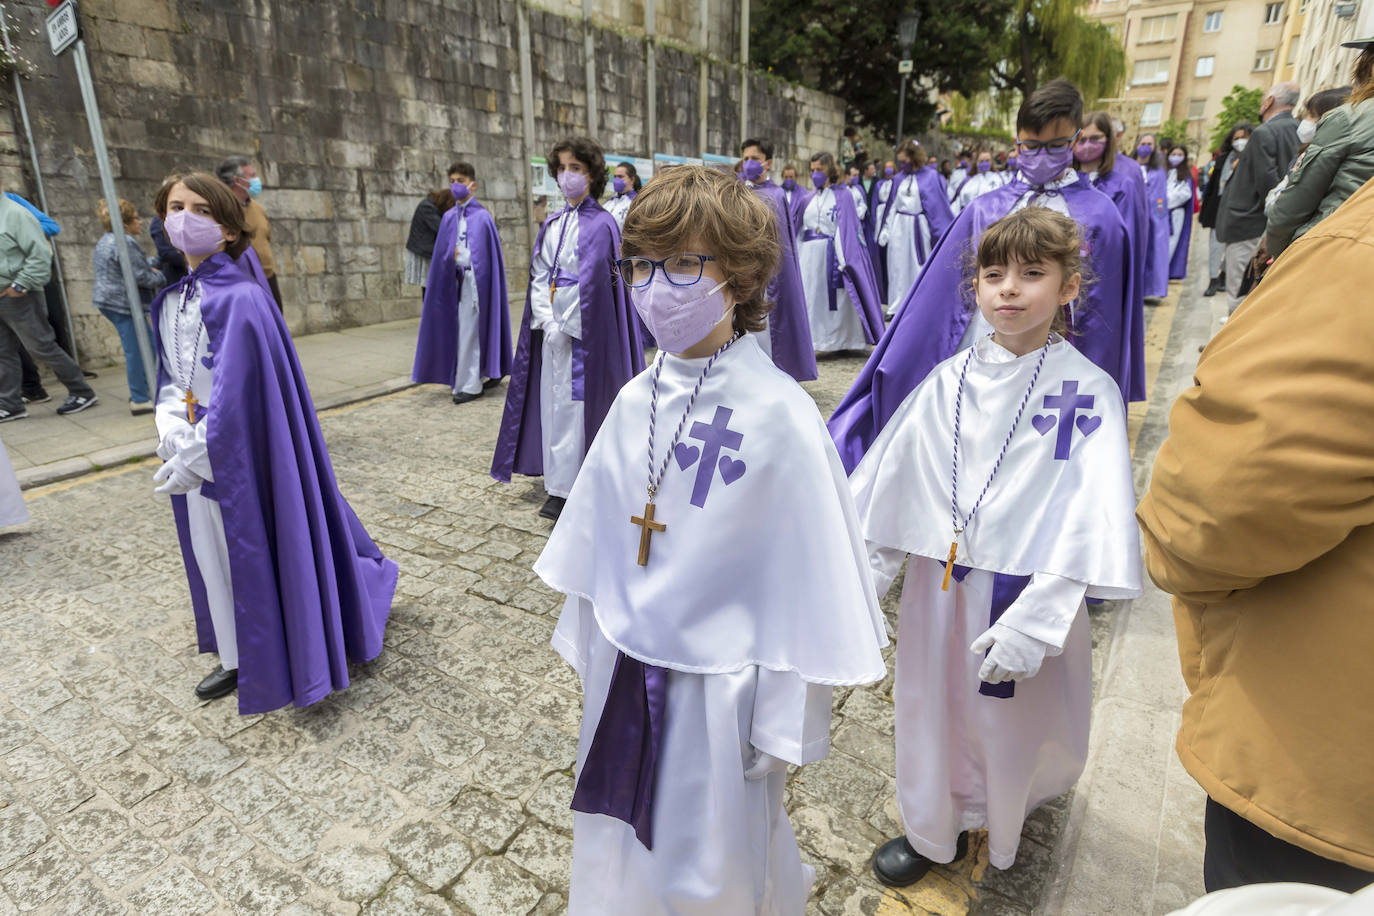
[
  {"left": 1203, "top": 10, "right": 1223, "bottom": 31},
  {"left": 1188, "top": 98, "right": 1207, "bottom": 120},
  {"left": 1254, "top": 49, "right": 1275, "bottom": 70},
  {"left": 1196, "top": 55, "right": 1215, "bottom": 77},
  {"left": 1138, "top": 13, "right": 1179, "bottom": 42},
  {"left": 1132, "top": 57, "right": 1171, "bottom": 85},
  {"left": 1141, "top": 102, "right": 1164, "bottom": 126},
  {"left": 1264, "top": 2, "right": 1284, "bottom": 24},
  {"left": 1287, "top": 36, "right": 1301, "bottom": 64}
]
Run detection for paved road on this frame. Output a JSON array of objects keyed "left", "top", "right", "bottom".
[{"left": 0, "top": 265, "right": 1212, "bottom": 915}]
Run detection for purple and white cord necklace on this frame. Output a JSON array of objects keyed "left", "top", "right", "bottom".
[
  {"left": 630, "top": 332, "right": 741, "bottom": 567},
  {"left": 942, "top": 335, "right": 1050, "bottom": 590},
  {"left": 173, "top": 279, "right": 205, "bottom": 424}
]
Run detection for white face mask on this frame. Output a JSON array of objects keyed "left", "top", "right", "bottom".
[
  {"left": 1296, "top": 119, "right": 1317, "bottom": 144},
  {"left": 1231, "top": 138, "right": 1249, "bottom": 153}
]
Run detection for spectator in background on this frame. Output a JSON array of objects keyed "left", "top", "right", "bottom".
[
  {"left": 841, "top": 126, "right": 864, "bottom": 170},
  {"left": 1214, "top": 81, "right": 1301, "bottom": 314},
  {"left": 216, "top": 155, "right": 283, "bottom": 311},
  {"left": 1198, "top": 124, "right": 1253, "bottom": 297},
  {"left": 0, "top": 176, "right": 98, "bottom": 421},
  {"left": 405, "top": 163, "right": 464, "bottom": 299},
  {"left": 1263, "top": 86, "right": 1352, "bottom": 218},
  {"left": 1267, "top": 38, "right": 1374, "bottom": 257},
  {"left": 93, "top": 198, "right": 163, "bottom": 416}
]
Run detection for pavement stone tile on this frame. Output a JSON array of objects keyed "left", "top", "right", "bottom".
[
  {"left": 275, "top": 750, "right": 358, "bottom": 797},
  {"left": 44, "top": 876, "right": 128, "bottom": 916},
  {"left": 414, "top": 719, "right": 486, "bottom": 770},
  {"left": 0, "top": 804, "right": 49, "bottom": 870},
  {"left": 167, "top": 737, "right": 247, "bottom": 787},
  {"left": 449, "top": 855, "right": 543, "bottom": 916},
  {"left": 442, "top": 785, "right": 528, "bottom": 852},
  {"left": 308, "top": 844, "right": 398, "bottom": 901},
  {"left": 383, "top": 819, "right": 473, "bottom": 891},
  {"left": 5, "top": 678, "right": 73, "bottom": 717},
  {"left": 132, "top": 712, "right": 205, "bottom": 758},
  {"left": 0, "top": 839, "right": 83, "bottom": 911},
  {"left": 3, "top": 740, "right": 66, "bottom": 782},
  {"left": 126, "top": 863, "right": 218, "bottom": 916},
  {"left": 87, "top": 752, "right": 171, "bottom": 808},
  {"left": 832, "top": 721, "right": 896, "bottom": 777},
  {"left": 336, "top": 730, "right": 407, "bottom": 772},
  {"left": 362, "top": 876, "right": 454, "bottom": 915},
  {"left": 208, "top": 764, "right": 291, "bottom": 824},
  {"left": 26, "top": 769, "right": 96, "bottom": 817},
  {"left": 249, "top": 797, "right": 333, "bottom": 862},
  {"left": 0, "top": 719, "right": 34, "bottom": 756},
  {"left": 132, "top": 783, "right": 213, "bottom": 838},
  {"left": 790, "top": 753, "right": 890, "bottom": 820},
  {"left": 313, "top": 776, "right": 406, "bottom": 829},
  {"left": 54, "top": 802, "right": 131, "bottom": 857},
  {"left": 524, "top": 771, "right": 575, "bottom": 834},
  {"left": 470, "top": 748, "right": 549, "bottom": 800},
  {"left": 504, "top": 822, "right": 572, "bottom": 889},
  {"left": 217, "top": 848, "right": 310, "bottom": 913},
  {"left": 89, "top": 833, "right": 169, "bottom": 888},
  {"left": 171, "top": 814, "right": 256, "bottom": 875},
  {"left": 57, "top": 724, "right": 133, "bottom": 770}
]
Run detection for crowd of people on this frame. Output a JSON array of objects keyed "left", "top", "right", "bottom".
[{"left": 2, "top": 31, "right": 1373, "bottom": 914}]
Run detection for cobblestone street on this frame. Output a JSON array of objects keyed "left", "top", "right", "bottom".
[{"left": 0, "top": 266, "right": 1208, "bottom": 916}]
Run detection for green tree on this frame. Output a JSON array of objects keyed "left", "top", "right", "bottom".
[
  {"left": 991, "top": 0, "right": 1127, "bottom": 106},
  {"left": 1209, "top": 85, "right": 1263, "bottom": 151},
  {"left": 752, "top": 0, "right": 1013, "bottom": 145}
]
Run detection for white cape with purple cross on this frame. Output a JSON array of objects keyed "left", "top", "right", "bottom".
[{"left": 848, "top": 333, "right": 1142, "bottom": 870}]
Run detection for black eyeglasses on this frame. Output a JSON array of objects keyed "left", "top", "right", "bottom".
[
  {"left": 1019, "top": 130, "right": 1081, "bottom": 153},
  {"left": 617, "top": 254, "right": 717, "bottom": 289}
]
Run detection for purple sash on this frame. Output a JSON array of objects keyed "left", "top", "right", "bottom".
[
  {"left": 570, "top": 651, "right": 668, "bottom": 849},
  {"left": 801, "top": 229, "right": 842, "bottom": 311},
  {"left": 896, "top": 209, "right": 932, "bottom": 264},
  {"left": 951, "top": 566, "right": 1033, "bottom": 699}
]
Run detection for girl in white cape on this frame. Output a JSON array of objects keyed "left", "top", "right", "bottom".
[
  {"left": 849, "top": 207, "right": 1142, "bottom": 883},
  {"left": 534, "top": 165, "right": 889, "bottom": 914}
]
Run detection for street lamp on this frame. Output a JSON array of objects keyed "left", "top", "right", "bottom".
[{"left": 895, "top": 10, "right": 921, "bottom": 145}]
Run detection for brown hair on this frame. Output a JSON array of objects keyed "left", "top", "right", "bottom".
[
  {"left": 970, "top": 207, "right": 1090, "bottom": 336},
  {"left": 809, "top": 151, "right": 841, "bottom": 186},
  {"left": 548, "top": 136, "right": 608, "bottom": 198},
  {"left": 1017, "top": 78, "right": 1084, "bottom": 133},
  {"left": 1350, "top": 49, "right": 1374, "bottom": 105},
  {"left": 1077, "top": 110, "right": 1118, "bottom": 176},
  {"left": 896, "top": 139, "right": 926, "bottom": 168},
  {"left": 620, "top": 165, "right": 780, "bottom": 334},
  {"left": 153, "top": 171, "right": 253, "bottom": 258},
  {"left": 98, "top": 198, "right": 138, "bottom": 232}
]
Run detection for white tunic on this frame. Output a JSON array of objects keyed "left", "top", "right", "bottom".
[
  {"left": 947, "top": 167, "right": 969, "bottom": 202},
  {"left": 851, "top": 335, "right": 1141, "bottom": 871},
  {"left": 0, "top": 436, "right": 26, "bottom": 528},
  {"left": 952, "top": 170, "right": 1008, "bottom": 216},
  {"left": 451, "top": 201, "right": 482, "bottom": 396},
  {"left": 799, "top": 188, "right": 867, "bottom": 352},
  {"left": 604, "top": 193, "right": 634, "bottom": 229},
  {"left": 878, "top": 174, "right": 934, "bottom": 312},
  {"left": 1166, "top": 174, "right": 1192, "bottom": 259},
  {"left": 528, "top": 205, "right": 586, "bottom": 497}
]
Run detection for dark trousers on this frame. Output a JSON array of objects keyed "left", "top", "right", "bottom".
[
  {"left": 18, "top": 276, "right": 75, "bottom": 392},
  {"left": 0, "top": 290, "right": 93, "bottom": 412},
  {"left": 266, "top": 274, "right": 284, "bottom": 313},
  {"left": 1204, "top": 797, "right": 1374, "bottom": 893}
]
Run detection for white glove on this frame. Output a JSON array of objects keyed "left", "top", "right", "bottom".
[
  {"left": 153, "top": 454, "right": 202, "bottom": 495},
  {"left": 877, "top": 227, "right": 890, "bottom": 246},
  {"left": 970, "top": 622, "right": 1051, "bottom": 684},
  {"left": 455, "top": 245, "right": 472, "bottom": 270},
  {"left": 744, "top": 749, "right": 790, "bottom": 781},
  {"left": 156, "top": 425, "right": 194, "bottom": 461}
]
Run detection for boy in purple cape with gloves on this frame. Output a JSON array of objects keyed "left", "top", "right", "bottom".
[
  {"left": 492, "top": 137, "right": 644, "bottom": 520},
  {"left": 412, "top": 161, "right": 513, "bottom": 404}
]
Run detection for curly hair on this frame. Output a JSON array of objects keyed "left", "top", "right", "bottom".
[
  {"left": 548, "top": 137, "right": 608, "bottom": 199},
  {"left": 620, "top": 165, "right": 780, "bottom": 335},
  {"left": 809, "top": 152, "right": 841, "bottom": 186}
]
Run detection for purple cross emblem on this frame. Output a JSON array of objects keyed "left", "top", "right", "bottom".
[
  {"left": 676, "top": 405, "right": 746, "bottom": 508},
  {"left": 1034, "top": 380, "right": 1097, "bottom": 460}
]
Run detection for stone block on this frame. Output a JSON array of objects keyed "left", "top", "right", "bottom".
[
  {"left": 0, "top": 804, "right": 49, "bottom": 871},
  {"left": 382, "top": 819, "right": 473, "bottom": 891},
  {"left": 504, "top": 822, "right": 572, "bottom": 889},
  {"left": 308, "top": 845, "right": 397, "bottom": 902},
  {"left": 127, "top": 58, "right": 184, "bottom": 91},
  {"left": 450, "top": 856, "right": 543, "bottom": 915},
  {"left": 126, "top": 864, "right": 217, "bottom": 916}
]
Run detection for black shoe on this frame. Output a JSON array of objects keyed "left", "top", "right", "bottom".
[
  {"left": 482, "top": 378, "right": 502, "bottom": 390},
  {"left": 0, "top": 407, "right": 28, "bottom": 423},
  {"left": 82, "top": 369, "right": 98, "bottom": 379},
  {"left": 195, "top": 665, "right": 238, "bottom": 700},
  {"left": 451, "top": 390, "right": 481, "bottom": 404},
  {"left": 1203, "top": 279, "right": 1220, "bottom": 297},
  {"left": 56, "top": 393, "right": 98, "bottom": 415},
  {"left": 538, "top": 495, "right": 566, "bottom": 520},
  {"left": 21, "top": 388, "right": 50, "bottom": 404},
  {"left": 872, "top": 831, "right": 969, "bottom": 888}
]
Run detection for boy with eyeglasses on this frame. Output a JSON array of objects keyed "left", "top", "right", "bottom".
[{"left": 829, "top": 78, "right": 1140, "bottom": 472}]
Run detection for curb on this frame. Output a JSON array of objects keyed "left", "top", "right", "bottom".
[{"left": 17, "top": 376, "right": 418, "bottom": 492}]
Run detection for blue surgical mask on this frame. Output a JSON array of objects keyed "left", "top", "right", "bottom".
[{"left": 246, "top": 177, "right": 263, "bottom": 198}]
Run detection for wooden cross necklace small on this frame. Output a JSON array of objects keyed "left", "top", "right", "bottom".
[
  {"left": 173, "top": 279, "right": 206, "bottom": 424},
  {"left": 945, "top": 336, "right": 1050, "bottom": 590},
  {"left": 632, "top": 332, "right": 741, "bottom": 566}
]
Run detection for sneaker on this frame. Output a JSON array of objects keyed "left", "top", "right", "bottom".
[
  {"left": 21, "top": 388, "right": 50, "bottom": 404},
  {"left": 130, "top": 400, "right": 154, "bottom": 416},
  {"left": 56, "top": 393, "right": 98, "bottom": 415},
  {"left": 0, "top": 406, "right": 28, "bottom": 423}
]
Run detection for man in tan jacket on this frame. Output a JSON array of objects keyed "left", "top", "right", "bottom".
[
  {"left": 217, "top": 155, "right": 283, "bottom": 312},
  {"left": 1138, "top": 176, "right": 1374, "bottom": 892}
]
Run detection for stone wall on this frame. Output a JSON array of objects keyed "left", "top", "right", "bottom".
[{"left": 0, "top": 0, "right": 845, "bottom": 365}]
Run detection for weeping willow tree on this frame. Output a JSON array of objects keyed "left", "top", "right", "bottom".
[{"left": 992, "top": 0, "right": 1127, "bottom": 106}]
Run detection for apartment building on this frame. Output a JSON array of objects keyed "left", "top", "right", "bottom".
[
  {"left": 1292, "top": 0, "right": 1373, "bottom": 92},
  {"left": 1087, "top": 0, "right": 1287, "bottom": 149}
]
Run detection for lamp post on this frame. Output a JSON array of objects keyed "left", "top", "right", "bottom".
[{"left": 895, "top": 10, "right": 920, "bottom": 144}]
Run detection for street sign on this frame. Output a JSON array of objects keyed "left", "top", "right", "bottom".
[
  {"left": 898, "top": 59, "right": 914, "bottom": 74},
  {"left": 45, "top": 1, "right": 80, "bottom": 57}
]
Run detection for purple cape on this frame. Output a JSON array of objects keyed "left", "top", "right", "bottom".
[
  {"left": 412, "top": 200, "right": 514, "bottom": 385},
  {"left": 1086, "top": 162, "right": 1148, "bottom": 402},
  {"left": 153, "top": 252, "right": 398, "bottom": 715},
  {"left": 1168, "top": 176, "right": 1196, "bottom": 279},
  {"left": 751, "top": 180, "right": 818, "bottom": 382},
  {"left": 867, "top": 176, "right": 895, "bottom": 301},
  {"left": 827, "top": 173, "right": 1138, "bottom": 473},
  {"left": 830, "top": 186, "right": 886, "bottom": 344},
  {"left": 784, "top": 186, "right": 812, "bottom": 238},
  {"left": 1141, "top": 165, "right": 1171, "bottom": 298},
  {"left": 491, "top": 198, "right": 644, "bottom": 482}
]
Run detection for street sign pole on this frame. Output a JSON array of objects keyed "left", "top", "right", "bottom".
[
  {"left": 49, "top": 1, "right": 157, "bottom": 397},
  {"left": 896, "top": 72, "right": 910, "bottom": 146}
]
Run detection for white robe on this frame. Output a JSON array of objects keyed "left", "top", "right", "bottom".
[
  {"left": 952, "top": 170, "right": 1007, "bottom": 216},
  {"left": 536, "top": 336, "right": 888, "bottom": 914},
  {"left": 605, "top": 193, "right": 634, "bottom": 229},
  {"left": 1167, "top": 174, "right": 1192, "bottom": 260},
  {"left": 851, "top": 335, "right": 1142, "bottom": 871},
  {"left": 451, "top": 201, "right": 482, "bottom": 396},
  {"left": 0, "top": 436, "right": 26, "bottom": 528},
  {"left": 947, "top": 167, "right": 969, "bottom": 202},
  {"left": 799, "top": 187, "right": 868, "bottom": 352},
  {"left": 878, "top": 174, "right": 934, "bottom": 313},
  {"left": 528, "top": 205, "right": 586, "bottom": 498},
  {"left": 156, "top": 282, "right": 239, "bottom": 670}
]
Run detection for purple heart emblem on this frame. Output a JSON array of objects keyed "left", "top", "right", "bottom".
[
  {"left": 201, "top": 355, "right": 213, "bottom": 369},
  {"left": 718, "top": 456, "right": 746, "bottom": 485},
  {"left": 674, "top": 443, "right": 700, "bottom": 470},
  {"left": 1076, "top": 414, "right": 1101, "bottom": 436},
  {"left": 1031, "top": 414, "right": 1056, "bottom": 436}
]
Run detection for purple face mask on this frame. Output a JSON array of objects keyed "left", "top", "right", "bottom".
[
  {"left": 1007, "top": 154, "right": 1018, "bottom": 166},
  {"left": 977, "top": 160, "right": 992, "bottom": 173},
  {"left": 451, "top": 181, "right": 471, "bottom": 201},
  {"left": 884, "top": 166, "right": 895, "bottom": 177},
  {"left": 741, "top": 159, "right": 765, "bottom": 181},
  {"left": 558, "top": 169, "right": 589, "bottom": 200},
  {"left": 612, "top": 177, "right": 628, "bottom": 195},
  {"left": 1167, "top": 153, "right": 1185, "bottom": 167},
  {"left": 1136, "top": 143, "right": 1154, "bottom": 159},
  {"left": 164, "top": 210, "right": 225, "bottom": 257},
  {"left": 1075, "top": 138, "right": 1107, "bottom": 163},
  {"left": 631, "top": 275, "right": 731, "bottom": 354},
  {"left": 811, "top": 170, "right": 828, "bottom": 189},
  {"left": 782, "top": 178, "right": 797, "bottom": 190},
  {"left": 1018, "top": 145, "right": 1075, "bottom": 186}
]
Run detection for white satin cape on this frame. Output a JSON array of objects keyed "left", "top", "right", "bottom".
[{"left": 0, "top": 437, "right": 27, "bottom": 528}]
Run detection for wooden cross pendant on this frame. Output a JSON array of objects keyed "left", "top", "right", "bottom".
[
  {"left": 941, "top": 539, "right": 958, "bottom": 592},
  {"left": 182, "top": 389, "right": 200, "bottom": 424},
  {"left": 549, "top": 283, "right": 557, "bottom": 305},
  {"left": 631, "top": 502, "right": 666, "bottom": 567}
]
